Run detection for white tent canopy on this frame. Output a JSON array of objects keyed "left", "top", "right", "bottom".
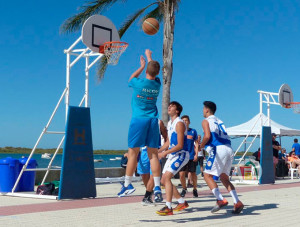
[{"left": 227, "top": 113, "right": 300, "bottom": 137}]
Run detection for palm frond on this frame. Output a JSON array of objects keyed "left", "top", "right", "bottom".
[
  {"left": 60, "top": 0, "right": 125, "bottom": 34},
  {"left": 141, "top": 3, "right": 164, "bottom": 24},
  {"left": 97, "top": 2, "right": 158, "bottom": 80},
  {"left": 96, "top": 57, "right": 108, "bottom": 81},
  {"left": 118, "top": 2, "right": 159, "bottom": 38}
]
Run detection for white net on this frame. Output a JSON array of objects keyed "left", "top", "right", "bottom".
[
  {"left": 291, "top": 103, "right": 300, "bottom": 114},
  {"left": 102, "top": 41, "right": 128, "bottom": 65}
]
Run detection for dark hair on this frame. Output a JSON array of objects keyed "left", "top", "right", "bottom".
[
  {"left": 295, "top": 138, "right": 298, "bottom": 143},
  {"left": 169, "top": 101, "right": 183, "bottom": 116},
  {"left": 289, "top": 151, "right": 295, "bottom": 156},
  {"left": 203, "top": 101, "right": 217, "bottom": 114},
  {"left": 181, "top": 115, "right": 190, "bottom": 122},
  {"left": 147, "top": 60, "right": 160, "bottom": 77}
]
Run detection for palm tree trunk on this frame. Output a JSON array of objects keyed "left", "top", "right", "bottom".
[{"left": 162, "top": 0, "right": 175, "bottom": 126}]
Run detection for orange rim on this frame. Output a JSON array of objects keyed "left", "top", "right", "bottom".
[
  {"left": 284, "top": 102, "right": 300, "bottom": 108},
  {"left": 99, "top": 41, "right": 128, "bottom": 54}
]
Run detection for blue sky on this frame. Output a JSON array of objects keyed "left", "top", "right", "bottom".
[{"left": 1, "top": 0, "right": 299, "bottom": 151}]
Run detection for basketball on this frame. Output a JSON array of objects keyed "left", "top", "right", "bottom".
[{"left": 142, "top": 18, "right": 159, "bottom": 35}]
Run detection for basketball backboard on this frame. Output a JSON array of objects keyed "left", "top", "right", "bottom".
[
  {"left": 82, "top": 15, "right": 120, "bottom": 53},
  {"left": 278, "top": 84, "right": 293, "bottom": 108}
]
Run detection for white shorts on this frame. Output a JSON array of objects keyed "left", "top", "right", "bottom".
[
  {"left": 204, "top": 145, "right": 233, "bottom": 177},
  {"left": 162, "top": 151, "right": 189, "bottom": 175}
]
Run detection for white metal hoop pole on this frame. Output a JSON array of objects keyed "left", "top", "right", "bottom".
[
  {"left": 12, "top": 88, "right": 67, "bottom": 193},
  {"left": 85, "top": 56, "right": 89, "bottom": 107},
  {"left": 259, "top": 92, "right": 263, "bottom": 126},
  {"left": 9, "top": 35, "right": 104, "bottom": 197},
  {"left": 66, "top": 52, "right": 70, "bottom": 122}
]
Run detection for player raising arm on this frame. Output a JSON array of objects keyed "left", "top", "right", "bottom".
[{"left": 118, "top": 49, "right": 162, "bottom": 198}]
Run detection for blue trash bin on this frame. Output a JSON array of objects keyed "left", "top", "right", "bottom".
[
  {"left": 19, "top": 158, "right": 38, "bottom": 191},
  {"left": 0, "top": 157, "right": 20, "bottom": 192}
]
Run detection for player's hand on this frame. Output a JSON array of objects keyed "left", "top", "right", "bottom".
[
  {"left": 145, "top": 49, "right": 152, "bottom": 62},
  {"left": 193, "top": 155, "right": 198, "bottom": 162},
  {"left": 158, "top": 152, "right": 166, "bottom": 160},
  {"left": 140, "top": 55, "right": 146, "bottom": 68},
  {"left": 158, "top": 152, "right": 163, "bottom": 160}
]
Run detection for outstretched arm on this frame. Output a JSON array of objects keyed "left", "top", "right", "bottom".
[
  {"left": 128, "top": 56, "right": 146, "bottom": 82},
  {"left": 145, "top": 49, "right": 153, "bottom": 62}
]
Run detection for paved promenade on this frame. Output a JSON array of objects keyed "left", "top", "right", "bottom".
[{"left": 0, "top": 177, "right": 299, "bottom": 226}]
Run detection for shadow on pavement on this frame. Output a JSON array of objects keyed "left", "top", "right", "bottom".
[{"left": 139, "top": 203, "right": 279, "bottom": 223}]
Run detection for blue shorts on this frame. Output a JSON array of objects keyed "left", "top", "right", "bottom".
[
  {"left": 128, "top": 118, "right": 159, "bottom": 148},
  {"left": 137, "top": 148, "right": 152, "bottom": 175}
]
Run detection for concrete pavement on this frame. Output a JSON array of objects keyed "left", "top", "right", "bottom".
[{"left": 0, "top": 177, "right": 299, "bottom": 226}]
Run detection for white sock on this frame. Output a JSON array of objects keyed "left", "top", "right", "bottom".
[
  {"left": 166, "top": 201, "right": 172, "bottom": 209},
  {"left": 212, "top": 188, "right": 224, "bottom": 201},
  {"left": 230, "top": 190, "right": 239, "bottom": 204},
  {"left": 177, "top": 197, "right": 185, "bottom": 204},
  {"left": 124, "top": 175, "right": 132, "bottom": 187},
  {"left": 154, "top": 177, "right": 161, "bottom": 188}
]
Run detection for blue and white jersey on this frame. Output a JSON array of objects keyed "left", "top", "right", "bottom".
[
  {"left": 186, "top": 128, "right": 198, "bottom": 160},
  {"left": 167, "top": 117, "right": 188, "bottom": 154},
  {"left": 205, "top": 115, "right": 231, "bottom": 148}
]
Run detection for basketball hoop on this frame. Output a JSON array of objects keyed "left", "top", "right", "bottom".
[
  {"left": 284, "top": 102, "right": 300, "bottom": 114},
  {"left": 99, "top": 41, "right": 128, "bottom": 65}
]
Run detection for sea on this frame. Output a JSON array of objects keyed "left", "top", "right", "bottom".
[
  {"left": 0, "top": 154, "right": 123, "bottom": 169},
  {"left": 0, "top": 153, "right": 245, "bottom": 175}
]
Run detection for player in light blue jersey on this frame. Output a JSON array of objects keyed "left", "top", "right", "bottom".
[
  {"left": 118, "top": 49, "right": 162, "bottom": 198},
  {"left": 200, "top": 101, "right": 244, "bottom": 214},
  {"left": 138, "top": 120, "right": 168, "bottom": 205},
  {"left": 156, "top": 101, "right": 190, "bottom": 216}
]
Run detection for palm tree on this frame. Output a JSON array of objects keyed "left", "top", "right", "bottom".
[{"left": 61, "top": 0, "right": 180, "bottom": 125}]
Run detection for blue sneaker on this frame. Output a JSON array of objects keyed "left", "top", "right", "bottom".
[
  {"left": 118, "top": 183, "right": 136, "bottom": 197},
  {"left": 154, "top": 186, "right": 163, "bottom": 202}
]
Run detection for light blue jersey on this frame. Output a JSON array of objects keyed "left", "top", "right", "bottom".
[
  {"left": 137, "top": 146, "right": 151, "bottom": 175},
  {"left": 128, "top": 77, "right": 161, "bottom": 118}
]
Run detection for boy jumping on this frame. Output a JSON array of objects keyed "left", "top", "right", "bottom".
[{"left": 118, "top": 50, "right": 162, "bottom": 199}]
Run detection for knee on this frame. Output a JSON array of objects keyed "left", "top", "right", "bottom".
[
  {"left": 219, "top": 173, "right": 229, "bottom": 182},
  {"left": 128, "top": 148, "right": 139, "bottom": 157}
]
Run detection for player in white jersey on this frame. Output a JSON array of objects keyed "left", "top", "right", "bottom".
[
  {"left": 156, "top": 101, "right": 190, "bottom": 216},
  {"left": 200, "top": 101, "right": 244, "bottom": 214}
]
